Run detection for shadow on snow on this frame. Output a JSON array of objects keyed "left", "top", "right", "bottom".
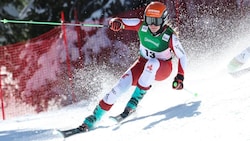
[
  {"left": 113, "top": 101, "right": 201, "bottom": 131},
  {"left": 0, "top": 129, "right": 63, "bottom": 141}
]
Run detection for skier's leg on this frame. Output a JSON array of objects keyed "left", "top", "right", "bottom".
[
  {"left": 122, "top": 59, "right": 160, "bottom": 117},
  {"left": 80, "top": 70, "right": 133, "bottom": 130}
]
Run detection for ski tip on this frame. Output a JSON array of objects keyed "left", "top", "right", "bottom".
[
  {"left": 54, "top": 129, "right": 66, "bottom": 138},
  {"left": 109, "top": 116, "right": 117, "bottom": 121},
  {"left": 109, "top": 115, "right": 124, "bottom": 123}
]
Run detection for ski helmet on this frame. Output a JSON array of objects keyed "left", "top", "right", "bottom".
[{"left": 144, "top": 1, "right": 168, "bottom": 26}]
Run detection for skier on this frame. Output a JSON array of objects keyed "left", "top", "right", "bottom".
[
  {"left": 79, "top": 1, "right": 187, "bottom": 131},
  {"left": 227, "top": 46, "right": 250, "bottom": 73}
]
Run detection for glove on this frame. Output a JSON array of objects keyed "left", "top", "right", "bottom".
[
  {"left": 109, "top": 18, "right": 124, "bottom": 31},
  {"left": 172, "top": 74, "right": 184, "bottom": 90}
]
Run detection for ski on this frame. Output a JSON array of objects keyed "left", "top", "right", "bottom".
[
  {"left": 109, "top": 114, "right": 126, "bottom": 123},
  {"left": 59, "top": 109, "right": 137, "bottom": 138},
  {"left": 109, "top": 108, "right": 136, "bottom": 124},
  {"left": 58, "top": 128, "right": 86, "bottom": 138}
]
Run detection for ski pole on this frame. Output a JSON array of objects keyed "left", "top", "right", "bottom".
[
  {"left": 183, "top": 88, "right": 198, "bottom": 97},
  {"left": 173, "top": 82, "right": 198, "bottom": 97},
  {"left": 0, "top": 19, "right": 109, "bottom": 28}
]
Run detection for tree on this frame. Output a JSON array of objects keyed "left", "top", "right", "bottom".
[{"left": 0, "top": 0, "right": 149, "bottom": 46}]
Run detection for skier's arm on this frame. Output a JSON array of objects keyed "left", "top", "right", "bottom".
[
  {"left": 109, "top": 17, "right": 142, "bottom": 32},
  {"left": 169, "top": 34, "right": 187, "bottom": 90}
]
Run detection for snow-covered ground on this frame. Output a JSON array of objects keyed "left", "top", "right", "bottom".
[
  {"left": 0, "top": 38, "right": 250, "bottom": 141},
  {"left": 1, "top": 6, "right": 250, "bottom": 140}
]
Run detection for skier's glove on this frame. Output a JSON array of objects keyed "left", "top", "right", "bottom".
[
  {"left": 109, "top": 18, "right": 124, "bottom": 31},
  {"left": 172, "top": 74, "right": 184, "bottom": 90}
]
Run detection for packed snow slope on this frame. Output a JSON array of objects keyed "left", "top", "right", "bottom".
[{"left": 0, "top": 32, "right": 250, "bottom": 141}]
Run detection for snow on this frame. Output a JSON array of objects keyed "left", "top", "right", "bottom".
[
  {"left": 19, "top": 0, "right": 34, "bottom": 19},
  {"left": 1, "top": 3, "right": 250, "bottom": 140},
  {"left": 0, "top": 42, "right": 250, "bottom": 141},
  {"left": 2, "top": 3, "right": 19, "bottom": 18}
]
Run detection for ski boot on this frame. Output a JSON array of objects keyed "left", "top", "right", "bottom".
[
  {"left": 110, "top": 86, "right": 147, "bottom": 122},
  {"left": 79, "top": 105, "right": 106, "bottom": 132},
  {"left": 126, "top": 86, "right": 147, "bottom": 110},
  {"left": 110, "top": 107, "right": 135, "bottom": 123}
]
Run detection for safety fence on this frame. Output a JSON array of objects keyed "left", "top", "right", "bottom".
[{"left": 0, "top": 10, "right": 142, "bottom": 120}]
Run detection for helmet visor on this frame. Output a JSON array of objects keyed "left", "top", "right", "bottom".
[{"left": 145, "top": 16, "right": 163, "bottom": 26}]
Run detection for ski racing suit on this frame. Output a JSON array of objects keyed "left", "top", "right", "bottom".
[{"left": 83, "top": 18, "right": 187, "bottom": 129}]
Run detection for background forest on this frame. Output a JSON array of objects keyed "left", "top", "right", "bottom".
[{"left": 0, "top": 0, "right": 150, "bottom": 46}]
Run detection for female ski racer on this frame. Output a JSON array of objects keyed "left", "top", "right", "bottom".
[{"left": 78, "top": 1, "right": 187, "bottom": 131}]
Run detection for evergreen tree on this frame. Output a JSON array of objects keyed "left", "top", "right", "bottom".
[
  {"left": 0, "top": 0, "right": 27, "bottom": 45},
  {"left": 0, "top": 0, "right": 149, "bottom": 46}
]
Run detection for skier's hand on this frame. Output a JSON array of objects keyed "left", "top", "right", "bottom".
[
  {"left": 172, "top": 74, "right": 184, "bottom": 90},
  {"left": 109, "top": 18, "right": 124, "bottom": 31}
]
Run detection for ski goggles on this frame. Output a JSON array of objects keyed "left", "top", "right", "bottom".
[{"left": 145, "top": 16, "right": 163, "bottom": 26}]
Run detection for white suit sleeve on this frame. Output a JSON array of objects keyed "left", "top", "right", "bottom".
[{"left": 171, "top": 34, "right": 187, "bottom": 74}]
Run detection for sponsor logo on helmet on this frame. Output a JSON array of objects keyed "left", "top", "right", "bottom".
[{"left": 148, "top": 9, "right": 160, "bottom": 15}]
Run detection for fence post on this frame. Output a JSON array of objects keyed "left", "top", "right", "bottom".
[
  {"left": 0, "top": 70, "right": 6, "bottom": 120},
  {"left": 61, "top": 11, "right": 76, "bottom": 103}
]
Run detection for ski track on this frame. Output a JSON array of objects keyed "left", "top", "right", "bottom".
[
  {"left": 1, "top": 61, "right": 250, "bottom": 141},
  {"left": 0, "top": 39, "right": 250, "bottom": 141}
]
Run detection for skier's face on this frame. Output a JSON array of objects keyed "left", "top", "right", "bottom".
[{"left": 148, "top": 24, "right": 161, "bottom": 33}]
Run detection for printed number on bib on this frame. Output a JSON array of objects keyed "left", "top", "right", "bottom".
[{"left": 145, "top": 49, "right": 155, "bottom": 58}]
